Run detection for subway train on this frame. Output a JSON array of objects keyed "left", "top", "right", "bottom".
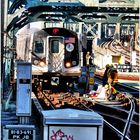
[{"left": 16, "top": 27, "right": 84, "bottom": 91}]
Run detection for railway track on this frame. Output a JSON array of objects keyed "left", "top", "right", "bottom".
[
  {"left": 32, "top": 78, "right": 139, "bottom": 140},
  {"left": 95, "top": 75, "right": 139, "bottom": 98},
  {"left": 100, "top": 39, "right": 140, "bottom": 66}
]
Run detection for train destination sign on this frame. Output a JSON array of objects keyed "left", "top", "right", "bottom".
[{"left": 8, "top": 129, "right": 34, "bottom": 139}]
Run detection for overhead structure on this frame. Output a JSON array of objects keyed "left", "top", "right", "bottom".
[{"left": 7, "top": 0, "right": 139, "bottom": 35}]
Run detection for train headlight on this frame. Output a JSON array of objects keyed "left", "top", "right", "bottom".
[
  {"left": 65, "top": 62, "right": 71, "bottom": 68},
  {"left": 39, "top": 61, "right": 45, "bottom": 67},
  {"left": 34, "top": 60, "right": 39, "bottom": 65},
  {"left": 66, "top": 43, "right": 74, "bottom": 52}
]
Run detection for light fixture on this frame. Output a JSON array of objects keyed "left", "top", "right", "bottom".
[
  {"left": 39, "top": 61, "right": 45, "bottom": 67},
  {"left": 65, "top": 62, "right": 71, "bottom": 68},
  {"left": 34, "top": 60, "right": 39, "bottom": 65}
]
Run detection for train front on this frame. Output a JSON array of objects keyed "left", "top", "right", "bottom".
[
  {"left": 32, "top": 27, "right": 81, "bottom": 75},
  {"left": 16, "top": 27, "right": 82, "bottom": 91}
]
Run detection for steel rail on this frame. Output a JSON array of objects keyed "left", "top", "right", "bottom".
[
  {"left": 42, "top": 91, "right": 56, "bottom": 110},
  {"left": 121, "top": 97, "right": 135, "bottom": 140},
  {"left": 70, "top": 92, "right": 130, "bottom": 139},
  {"left": 35, "top": 80, "right": 137, "bottom": 140},
  {"left": 92, "top": 78, "right": 137, "bottom": 139},
  {"left": 80, "top": 101, "right": 131, "bottom": 140}
]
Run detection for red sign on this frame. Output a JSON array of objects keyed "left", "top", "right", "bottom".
[{"left": 53, "top": 28, "right": 60, "bottom": 35}]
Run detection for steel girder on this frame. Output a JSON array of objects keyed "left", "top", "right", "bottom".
[{"left": 7, "top": 0, "right": 139, "bottom": 35}]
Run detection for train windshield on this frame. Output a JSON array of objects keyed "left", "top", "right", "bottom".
[
  {"left": 51, "top": 40, "right": 59, "bottom": 53},
  {"left": 34, "top": 39, "right": 44, "bottom": 53}
]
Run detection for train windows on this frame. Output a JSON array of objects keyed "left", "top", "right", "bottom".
[
  {"left": 51, "top": 40, "right": 59, "bottom": 53},
  {"left": 34, "top": 39, "right": 44, "bottom": 53}
]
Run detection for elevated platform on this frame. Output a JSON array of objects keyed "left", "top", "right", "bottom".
[
  {"left": 95, "top": 70, "right": 139, "bottom": 90},
  {"left": 118, "top": 79, "right": 139, "bottom": 90},
  {"left": 95, "top": 70, "right": 139, "bottom": 81}
]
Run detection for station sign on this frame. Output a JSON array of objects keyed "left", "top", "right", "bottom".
[
  {"left": 3, "top": 125, "right": 35, "bottom": 140},
  {"left": 9, "top": 129, "right": 34, "bottom": 139}
]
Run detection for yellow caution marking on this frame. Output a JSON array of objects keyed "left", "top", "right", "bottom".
[{"left": 89, "top": 78, "right": 94, "bottom": 84}]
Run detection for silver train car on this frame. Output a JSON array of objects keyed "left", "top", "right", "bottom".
[{"left": 16, "top": 27, "right": 83, "bottom": 91}]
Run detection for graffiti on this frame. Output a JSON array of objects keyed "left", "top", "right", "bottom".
[{"left": 50, "top": 129, "right": 74, "bottom": 140}]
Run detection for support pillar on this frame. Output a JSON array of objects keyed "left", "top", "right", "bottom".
[
  {"left": 115, "top": 23, "right": 120, "bottom": 41},
  {"left": 1, "top": 0, "right": 9, "bottom": 98},
  {"left": 97, "top": 22, "right": 101, "bottom": 39},
  {"left": 104, "top": 24, "right": 107, "bottom": 38},
  {"left": 134, "top": 23, "right": 139, "bottom": 50},
  {"left": 78, "top": 22, "right": 84, "bottom": 67}
]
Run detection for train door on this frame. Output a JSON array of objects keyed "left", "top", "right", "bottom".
[{"left": 48, "top": 37, "right": 64, "bottom": 72}]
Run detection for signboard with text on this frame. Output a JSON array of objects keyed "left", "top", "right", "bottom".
[
  {"left": 9, "top": 129, "right": 34, "bottom": 139},
  {"left": 3, "top": 125, "right": 35, "bottom": 140}
]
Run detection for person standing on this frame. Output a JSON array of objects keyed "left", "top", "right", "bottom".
[
  {"left": 103, "top": 64, "right": 118, "bottom": 100},
  {"left": 86, "top": 52, "right": 91, "bottom": 66},
  {"left": 102, "top": 64, "right": 110, "bottom": 86},
  {"left": 86, "top": 52, "right": 94, "bottom": 66}
]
